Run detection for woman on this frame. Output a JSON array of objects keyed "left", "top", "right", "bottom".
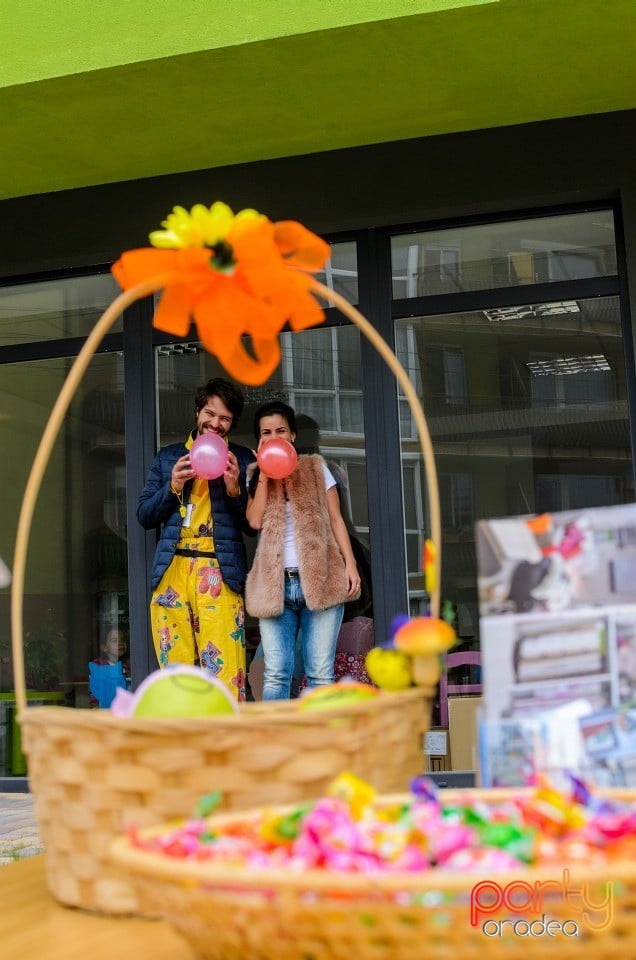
[{"left": 245, "top": 401, "right": 361, "bottom": 700}]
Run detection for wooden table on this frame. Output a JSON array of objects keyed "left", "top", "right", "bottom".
[{"left": 0, "top": 855, "right": 196, "bottom": 959}]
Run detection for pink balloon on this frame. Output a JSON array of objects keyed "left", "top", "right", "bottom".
[
  {"left": 189, "top": 433, "right": 229, "bottom": 480},
  {"left": 257, "top": 439, "right": 298, "bottom": 480}
]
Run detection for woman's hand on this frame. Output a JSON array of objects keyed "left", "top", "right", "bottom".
[
  {"left": 345, "top": 560, "right": 361, "bottom": 598},
  {"left": 326, "top": 487, "right": 361, "bottom": 598},
  {"left": 171, "top": 455, "right": 194, "bottom": 493}
]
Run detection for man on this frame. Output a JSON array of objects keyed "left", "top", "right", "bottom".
[{"left": 137, "top": 378, "right": 254, "bottom": 701}]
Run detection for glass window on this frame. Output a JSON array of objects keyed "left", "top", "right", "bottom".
[
  {"left": 292, "top": 327, "right": 335, "bottom": 388},
  {"left": 339, "top": 395, "right": 364, "bottom": 434},
  {"left": 396, "top": 294, "right": 632, "bottom": 638},
  {"left": 0, "top": 274, "right": 122, "bottom": 347},
  {"left": 529, "top": 350, "right": 614, "bottom": 408},
  {"left": 314, "top": 241, "right": 359, "bottom": 306},
  {"left": 536, "top": 474, "right": 620, "bottom": 512},
  {"left": 402, "top": 461, "right": 424, "bottom": 603},
  {"left": 440, "top": 472, "right": 475, "bottom": 532},
  {"left": 0, "top": 352, "right": 128, "bottom": 737},
  {"left": 391, "top": 210, "right": 617, "bottom": 298},
  {"left": 337, "top": 324, "right": 363, "bottom": 391},
  {"left": 283, "top": 326, "right": 365, "bottom": 437}
]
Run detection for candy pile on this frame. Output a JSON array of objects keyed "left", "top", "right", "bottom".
[{"left": 128, "top": 772, "right": 636, "bottom": 874}]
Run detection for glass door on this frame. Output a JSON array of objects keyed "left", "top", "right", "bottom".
[
  {"left": 391, "top": 208, "right": 630, "bottom": 729},
  {"left": 0, "top": 274, "right": 126, "bottom": 774}
]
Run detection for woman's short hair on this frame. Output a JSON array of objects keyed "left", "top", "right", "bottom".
[{"left": 253, "top": 400, "right": 297, "bottom": 440}]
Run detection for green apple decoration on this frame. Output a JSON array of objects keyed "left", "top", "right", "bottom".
[{"left": 133, "top": 666, "right": 237, "bottom": 717}]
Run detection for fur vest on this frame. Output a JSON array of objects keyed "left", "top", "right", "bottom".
[{"left": 245, "top": 455, "right": 353, "bottom": 618}]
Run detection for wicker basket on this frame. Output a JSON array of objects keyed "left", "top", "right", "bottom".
[
  {"left": 111, "top": 789, "right": 636, "bottom": 960},
  {"left": 10, "top": 248, "right": 443, "bottom": 916},
  {"left": 19, "top": 687, "right": 431, "bottom": 914}
]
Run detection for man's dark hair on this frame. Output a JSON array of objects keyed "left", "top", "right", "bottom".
[
  {"left": 253, "top": 400, "right": 297, "bottom": 440},
  {"left": 195, "top": 378, "right": 245, "bottom": 423}
]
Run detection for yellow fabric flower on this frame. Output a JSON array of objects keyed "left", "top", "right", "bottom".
[{"left": 149, "top": 202, "right": 264, "bottom": 252}]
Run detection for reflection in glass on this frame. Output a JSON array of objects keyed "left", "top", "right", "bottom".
[
  {"left": 396, "top": 296, "right": 632, "bottom": 648},
  {"left": 0, "top": 274, "right": 122, "bottom": 347},
  {"left": 284, "top": 324, "right": 363, "bottom": 435},
  {"left": 391, "top": 210, "right": 617, "bottom": 298},
  {"left": 314, "top": 240, "right": 358, "bottom": 306},
  {"left": 0, "top": 353, "right": 128, "bottom": 737}
]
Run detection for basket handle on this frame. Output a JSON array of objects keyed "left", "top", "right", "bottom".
[
  {"left": 11, "top": 274, "right": 441, "bottom": 716},
  {"left": 10, "top": 275, "right": 175, "bottom": 715}
]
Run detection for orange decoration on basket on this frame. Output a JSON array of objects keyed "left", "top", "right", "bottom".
[
  {"left": 111, "top": 203, "right": 330, "bottom": 386},
  {"left": 423, "top": 539, "right": 436, "bottom": 595}
]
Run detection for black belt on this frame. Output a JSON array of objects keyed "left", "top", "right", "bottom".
[
  {"left": 175, "top": 548, "right": 217, "bottom": 559},
  {"left": 285, "top": 568, "right": 300, "bottom": 578}
]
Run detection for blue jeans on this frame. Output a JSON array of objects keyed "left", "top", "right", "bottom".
[{"left": 260, "top": 574, "right": 344, "bottom": 700}]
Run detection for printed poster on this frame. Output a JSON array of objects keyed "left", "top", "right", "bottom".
[{"left": 476, "top": 503, "right": 636, "bottom": 786}]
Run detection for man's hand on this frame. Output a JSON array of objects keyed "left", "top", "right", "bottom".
[
  {"left": 224, "top": 451, "right": 241, "bottom": 497},
  {"left": 171, "top": 455, "right": 194, "bottom": 493}
]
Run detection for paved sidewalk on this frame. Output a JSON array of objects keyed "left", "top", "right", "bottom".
[{"left": 0, "top": 793, "right": 42, "bottom": 866}]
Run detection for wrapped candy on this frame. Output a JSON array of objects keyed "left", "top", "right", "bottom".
[{"left": 129, "top": 772, "right": 636, "bottom": 880}]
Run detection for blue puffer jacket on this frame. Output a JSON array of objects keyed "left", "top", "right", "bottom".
[{"left": 137, "top": 435, "right": 255, "bottom": 593}]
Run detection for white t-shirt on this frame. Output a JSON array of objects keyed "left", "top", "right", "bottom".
[{"left": 283, "top": 463, "right": 336, "bottom": 569}]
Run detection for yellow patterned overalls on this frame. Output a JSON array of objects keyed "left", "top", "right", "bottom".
[{"left": 150, "top": 438, "right": 246, "bottom": 701}]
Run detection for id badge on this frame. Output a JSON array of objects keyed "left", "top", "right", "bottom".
[{"left": 182, "top": 503, "right": 194, "bottom": 527}]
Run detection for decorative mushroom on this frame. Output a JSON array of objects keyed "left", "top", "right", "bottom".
[{"left": 392, "top": 617, "right": 457, "bottom": 687}]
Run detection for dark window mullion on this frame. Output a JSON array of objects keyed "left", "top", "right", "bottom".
[
  {"left": 0, "top": 332, "right": 124, "bottom": 365},
  {"left": 0, "top": 262, "right": 113, "bottom": 288},
  {"left": 391, "top": 276, "right": 620, "bottom": 320},
  {"left": 383, "top": 200, "right": 618, "bottom": 243},
  {"left": 123, "top": 296, "right": 158, "bottom": 689},
  {"left": 358, "top": 229, "right": 409, "bottom": 639},
  {"left": 612, "top": 199, "right": 636, "bottom": 491}
]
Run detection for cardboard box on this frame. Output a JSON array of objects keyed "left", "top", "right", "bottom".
[
  {"left": 426, "top": 754, "right": 451, "bottom": 773},
  {"left": 424, "top": 728, "right": 450, "bottom": 772},
  {"left": 448, "top": 695, "right": 483, "bottom": 772}
]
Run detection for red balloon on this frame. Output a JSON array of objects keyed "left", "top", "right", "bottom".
[
  {"left": 189, "top": 433, "right": 229, "bottom": 480},
  {"left": 257, "top": 439, "right": 298, "bottom": 480}
]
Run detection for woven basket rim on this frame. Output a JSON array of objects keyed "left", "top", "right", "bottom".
[
  {"left": 111, "top": 787, "right": 636, "bottom": 894},
  {"left": 18, "top": 685, "right": 433, "bottom": 733}
]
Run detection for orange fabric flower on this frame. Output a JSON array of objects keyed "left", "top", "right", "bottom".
[{"left": 111, "top": 203, "right": 330, "bottom": 385}]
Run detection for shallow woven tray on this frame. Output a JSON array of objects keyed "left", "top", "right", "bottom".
[
  {"left": 111, "top": 788, "right": 636, "bottom": 960},
  {"left": 20, "top": 687, "right": 431, "bottom": 914}
]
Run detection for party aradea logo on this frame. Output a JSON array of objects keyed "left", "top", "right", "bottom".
[{"left": 470, "top": 869, "right": 614, "bottom": 938}]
